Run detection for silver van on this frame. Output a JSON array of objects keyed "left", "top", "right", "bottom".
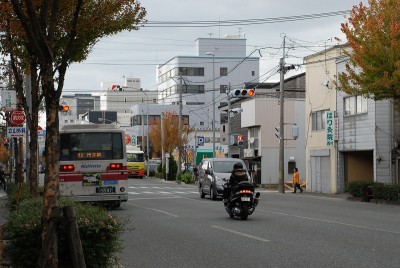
[{"left": 198, "top": 158, "right": 251, "bottom": 200}]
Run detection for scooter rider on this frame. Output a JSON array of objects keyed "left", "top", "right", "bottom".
[{"left": 223, "top": 162, "right": 249, "bottom": 204}]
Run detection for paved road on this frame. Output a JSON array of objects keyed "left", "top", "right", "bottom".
[{"left": 114, "top": 178, "right": 400, "bottom": 268}]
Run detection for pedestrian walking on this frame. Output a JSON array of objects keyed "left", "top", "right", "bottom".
[
  {"left": 292, "top": 167, "right": 303, "bottom": 193},
  {"left": 0, "top": 166, "right": 6, "bottom": 190}
]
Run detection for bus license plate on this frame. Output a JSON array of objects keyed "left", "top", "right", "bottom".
[
  {"left": 241, "top": 196, "right": 251, "bottom": 201},
  {"left": 96, "top": 186, "right": 115, "bottom": 193}
]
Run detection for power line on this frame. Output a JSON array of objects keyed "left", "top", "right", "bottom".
[{"left": 144, "top": 10, "right": 351, "bottom": 27}]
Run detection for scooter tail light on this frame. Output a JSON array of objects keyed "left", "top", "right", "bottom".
[{"left": 239, "top": 189, "right": 253, "bottom": 194}]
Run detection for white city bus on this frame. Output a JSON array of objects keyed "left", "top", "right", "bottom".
[{"left": 59, "top": 124, "right": 128, "bottom": 207}]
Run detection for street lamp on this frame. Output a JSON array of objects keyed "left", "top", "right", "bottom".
[
  {"left": 140, "top": 90, "right": 150, "bottom": 178},
  {"left": 205, "top": 51, "right": 216, "bottom": 158}
]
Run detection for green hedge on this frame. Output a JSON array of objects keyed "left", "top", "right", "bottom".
[
  {"left": 156, "top": 156, "right": 178, "bottom": 180},
  {"left": 4, "top": 196, "right": 128, "bottom": 267},
  {"left": 347, "top": 181, "right": 400, "bottom": 201},
  {"left": 177, "top": 172, "right": 194, "bottom": 184}
]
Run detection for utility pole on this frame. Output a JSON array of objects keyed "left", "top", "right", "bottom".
[
  {"left": 205, "top": 52, "right": 216, "bottom": 158},
  {"left": 194, "top": 125, "right": 197, "bottom": 165},
  {"left": 278, "top": 36, "right": 286, "bottom": 194},
  {"left": 161, "top": 112, "right": 165, "bottom": 180},
  {"left": 227, "top": 84, "right": 231, "bottom": 158},
  {"left": 211, "top": 54, "right": 216, "bottom": 158},
  {"left": 141, "top": 109, "right": 144, "bottom": 151},
  {"left": 178, "top": 74, "right": 183, "bottom": 178},
  {"left": 146, "top": 103, "right": 150, "bottom": 177}
]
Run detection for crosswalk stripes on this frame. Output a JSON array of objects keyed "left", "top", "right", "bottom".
[{"left": 128, "top": 186, "right": 198, "bottom": 196}]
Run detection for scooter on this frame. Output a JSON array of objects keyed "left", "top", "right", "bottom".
[{"left": 223, "top": 181, "right": 260, "bottom": 220}]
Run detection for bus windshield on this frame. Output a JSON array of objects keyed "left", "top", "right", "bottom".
[
  {"left": 60, "top": 132, "right": 123, "bottom": 161},
  {"left": 127, "top": 152, "right": 144, "bottom": 162}
]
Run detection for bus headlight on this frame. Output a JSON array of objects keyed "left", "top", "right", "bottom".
[{"left": 120, "top": 187, "right": 125, "bottom": 192}]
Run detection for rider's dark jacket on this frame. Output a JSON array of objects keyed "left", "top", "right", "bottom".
[
  {"left": 224, "top": 168, "right": 248, "bottom": 199},
  {"left": 227, "top": 168, "right": 248, "bottom": 188}
]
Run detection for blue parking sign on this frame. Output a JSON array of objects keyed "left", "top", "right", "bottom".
[{"left": 197, "top": 136, "right": 204, "bottom": 146}]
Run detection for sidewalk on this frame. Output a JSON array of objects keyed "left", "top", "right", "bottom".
[{"left": 0, "top": 192, "right": 8, "bottom": 267}]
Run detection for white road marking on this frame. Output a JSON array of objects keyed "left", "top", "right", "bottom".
[
  {"left": 126, "top": 202, "right": 179, "bottom": 217},
  {"left": 212, "top": 226, "right": 270, "bottom": 242},
  {"left": 259, "top": 209, "right": 400, "bottom": 235}
]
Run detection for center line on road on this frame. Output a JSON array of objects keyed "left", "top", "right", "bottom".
[
  {"left": 212, "top": 226, "right": 270, "bottom": 242},
  {"left": 259, "top": 209, "right": 400, "bottom": 235},
  {"left": 126, "top": 202, "right": 179, "bottom": 218}
]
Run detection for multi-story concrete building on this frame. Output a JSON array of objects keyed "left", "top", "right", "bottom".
[
  {"left": 99, "top": 77, "right": 158, "bottom": 126},
  {"left": 156, "top": 37, "right": 260, "bottom": 156}
]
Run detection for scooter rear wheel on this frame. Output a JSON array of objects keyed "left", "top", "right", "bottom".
[{"left": 240, "top": 204, "right": 249, "bottom": 220}]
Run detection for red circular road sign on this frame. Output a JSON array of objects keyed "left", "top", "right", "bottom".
[{"left": 10, "top": 110, "right": 26, "bottom": 125}]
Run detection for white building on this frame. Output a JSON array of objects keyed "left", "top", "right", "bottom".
[
  {"left": 99, "top": 77, "right": 158, "bottom": 126},
  {"left": 156, "top": 37, "right": 260, "bottom": 156},
  {"left": 304, "top": 45, "right": 350, "bottom": 193}
]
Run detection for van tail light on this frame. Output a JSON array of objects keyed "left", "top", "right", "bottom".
[
  {"left": 60, "top": 165, "right": 75, "bottom": 172},
  {"left": 109, "top": 163, "right": 123, "bottom": 170}
]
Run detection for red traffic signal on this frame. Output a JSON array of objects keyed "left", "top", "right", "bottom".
[
  {"left": 237, "top": 135, "right": 244, "bottom": 146},
  {"left": 59, "top": 105, "right": 70, "bottom": 112}
]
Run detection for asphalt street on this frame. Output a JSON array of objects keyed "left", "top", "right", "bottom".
[{"left": 114, "top": 178, "right": 400, "bottom": 268}]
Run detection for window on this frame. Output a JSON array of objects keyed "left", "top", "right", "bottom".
[
  {"left": 177, "top": 85, "right": 205, "bottom": 94},
  {"left": 311, "top": 110, "right": 328, "bottom": 131},
  {"left": 288, "top": 161, "right": 296, "bottom": 174},
  {"left": 177, "top": 67, "right": 204, "bottom": 76},
  {"left": 131, "top": 115, "right": 142, "bottom": 126},
  {"left": 252, "top": 71, "right": 255, "bottom": 76},
  {"left": 148, "top": 115, "right": 160, "bottom": 125},
  {"left": 60, "top": 132, "right": 123, "bottom": 161},
  {"left": 220, "top": 85, "right": 228, "bottom": 93},
  {"left": 344, "top": 96, "right": 367, "bottom": 116},
  {"left": 220, "top": 67, "right": 228, "bottom": 76}
]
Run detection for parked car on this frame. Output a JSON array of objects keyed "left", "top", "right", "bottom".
[{"left": 198, "top": 158, "right": 251, "bottom": 200}]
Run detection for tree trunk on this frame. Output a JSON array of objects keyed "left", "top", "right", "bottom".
[{"left": 41, "top": 77, "right": 61, "bottom": 267}]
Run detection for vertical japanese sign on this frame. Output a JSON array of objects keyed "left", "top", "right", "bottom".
[
  {"left": 1, "top": 90, "right": 17, "bottom": 111},
  {"left": 325, "top": 111, "right": 334, "bottom": 146}
]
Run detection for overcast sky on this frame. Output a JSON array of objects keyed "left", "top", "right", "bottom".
[{"left": 62, "top": 0, "right": 364, "bottom": 95}]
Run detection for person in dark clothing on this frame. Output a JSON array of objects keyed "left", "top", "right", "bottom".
[
  {"left": 0, "top": 166, "right": 5, "bottom": 190},
  {"left": 223, "top": 162, "right": 249, "bottom": 204}
]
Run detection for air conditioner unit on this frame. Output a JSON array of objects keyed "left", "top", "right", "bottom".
[{"left": 244, "top": 149, "right": 254, "bottom": 158}]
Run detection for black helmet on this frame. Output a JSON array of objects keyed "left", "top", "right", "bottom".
[{"left": 233, "top": 162, "right": 243, "bottom": 169}]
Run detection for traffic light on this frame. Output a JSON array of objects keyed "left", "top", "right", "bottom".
[
  {"left": 59, "top": 105, "right": 70, "bottom": 112},
  {"left": 237, "top": 135, "right": 244, "bottom": 146},
  {"left": 229, "top": 88, "right": 255, "bottom": 98}
]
